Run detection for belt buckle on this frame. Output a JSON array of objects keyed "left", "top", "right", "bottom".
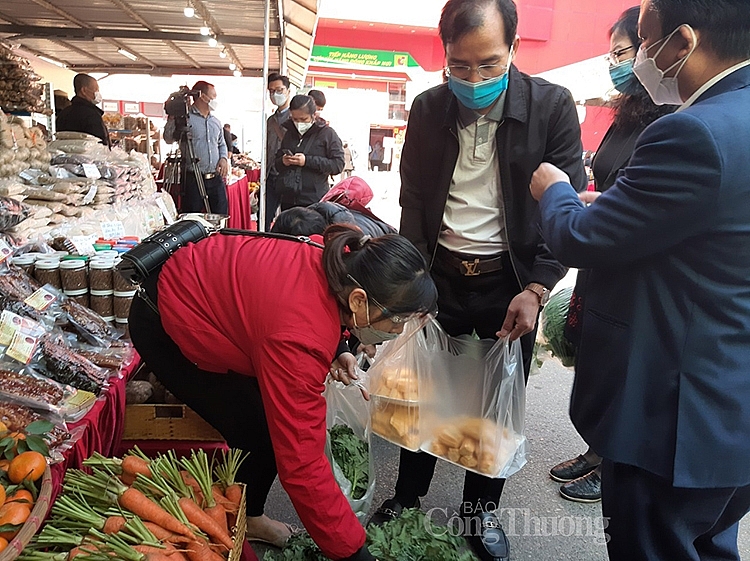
[
  {"left": 204, "top": 172, "right": 216, "bottom": 179},
  {"left": 461, "top": 258, "right": 481, "bottom": 276}
]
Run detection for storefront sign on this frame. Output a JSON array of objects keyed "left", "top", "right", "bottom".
[{"left": 311, "top": 46, "right": 419, "bottom": 69}]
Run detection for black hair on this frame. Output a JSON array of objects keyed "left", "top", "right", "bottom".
[
  {"left": 192, "top": 81, "right": 214, "bottom": 96},
  {"left": 308, "top": 89, "right": 326, "bottom": 109},
  {"left": 289, "top": 95, "right": 317, "bottom": 115},
  {"left": 439, "top": 0, "right": 518, "bottom": 48},
  {"left": 267, "top": 72, "right": 290, "bottom": 89},
  {"left": 271, "top": 207, "right": 327, "bottom": 236},
  {"left": 650, "top": 0, "right": 750, "bottom": 60},
  {"left": 609, "top": 7, "right": 676, "bottom": 130},
  {"left": 322, "top": 224, "right": 438, "bottom": 317},
  {"left": 73, "top": 74, "right": 96, "bottom": 95}
]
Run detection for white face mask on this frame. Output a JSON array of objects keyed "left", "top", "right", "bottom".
[
  {"left": 272, "top": 92, "right": 288, "bottom": 106},
  {"left": 295, "top": 121, "right": 313, "bottom": 135},
  {"left": 633, "top": 25, "right": 697, "bottom": 105},
  {"left": 208, "top": 98, "right": 219, "bottom": 112},
  {"left": 93, "top": 91, "right": 103, "bottom": 104},
  {"left": 349, "top": 301, "right": 399, "bottom": 346}
]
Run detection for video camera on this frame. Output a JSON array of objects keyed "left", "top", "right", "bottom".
[{"left": 164, "top": 86, "right": 201, "bottom": 120}]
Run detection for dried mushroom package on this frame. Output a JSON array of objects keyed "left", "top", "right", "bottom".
[{"left": 420, "top": 322, "right": 527, "bottom": 479}]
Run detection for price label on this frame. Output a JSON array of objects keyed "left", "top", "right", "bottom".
[
  {"left": 69, "top": 235, "right": 98, "bottom": 256},
  {"left": 6, "top": 331, "right": 39, "bottom": 364},
  {"left": 100, "top": 220, "right": 126, "bottom": 239},
  {"left": 82, "top": 184, "right": 98, "bottom": 205},
  {"left": 0, "top": 239, "right": 12, "bottom": 263},
  {"left": 24, "top": 287, "right": 57, "bottom": 311},
  {"left": 0, "top": 310, "right": 43, "bottom": 346},
  {"left": 82, "top": 164, "right": 101, "bottom": 179}
]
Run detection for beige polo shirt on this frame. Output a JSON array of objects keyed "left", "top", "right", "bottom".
[{"left": 439, "top": 94, "right": 508, "bottom": 256}]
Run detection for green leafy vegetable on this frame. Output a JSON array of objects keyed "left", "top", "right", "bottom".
[
  {"left": 540, "top": 287, "right": 576, "bottom": 367},
  {"left": 264, "top": 509, "right": 478, "bottom": 561},
  {"left": 329, "top": 424, "right": 369, "bottom": 500}
]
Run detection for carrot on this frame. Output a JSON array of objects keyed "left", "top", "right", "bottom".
[
  {"left": 118, "top": 488, "right": 197, "bottom": 540},
  {"left": 185, "top": 540, "right": 224, "bottom": 561},
  {"left": 177, "top": 497, "right": 233, "bottom": 550},
  {"left": 223, "top": 484, "right": 242, "bottom": 513},
  {"left": 210, "top": 486, "right": 234, "bottom": 512},
  {"left": 120, "top": 472, "right": 136, "bottom": 486},
  {"left": 180, "top": 472, "right": 203, "bottom": 504},
  {"left": 123, "top": 456, "right": 152, "bottom": 479},
  {"left": 204, "top": 503, "right": 228, "bottom": 535},
  {"left": 142, "top": 522, "right": 185, "bottom": 543},
  {"left": 103, "top": 516, "right": 128, "bottom": 534},
  {"left": 69, "top": 547, "right": 85, "bottom": 559},
  {"left": 133, "top": 545, "right": 177, "bottom": 556}
]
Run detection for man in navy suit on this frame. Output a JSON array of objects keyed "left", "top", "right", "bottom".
[{"left": 528, "top": 0, "right": 750, "bottom": 559}]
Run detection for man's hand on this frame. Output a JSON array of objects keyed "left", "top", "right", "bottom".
[
  {"left": 216, "top": 157, "right": 229, "bottom": 179},
  {"left": 356, "top": 344, "right": 377, "bottom": 359},
  {"left": 330, "top": 352, "right": 369, "bottom": 400},
  {"left": 579, "top": 190, "right": 602, "bottom": 204},
  {"left": 281, "top": 153, "right": 305, "bottom": 167},
  {"left": 497, "top": 290, "right": 541, "bottom": 341},
  {"left": 530, "top": 162, "right": 570, "bottom": 201}
]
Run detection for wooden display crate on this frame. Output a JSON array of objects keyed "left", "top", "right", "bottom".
[
  {"left": 228, "top": 483, "right": 247, "bottom": 561},
  {"left": 123, "top": 404, "right": 224, "bottom": 441}
]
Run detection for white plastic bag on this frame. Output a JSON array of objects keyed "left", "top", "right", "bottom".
[
  {"left": 324, "top": 376, "right": 375, "bottom": 522},
  {"left": 420, "top": 320, "right": 527, "bottom": 479}
]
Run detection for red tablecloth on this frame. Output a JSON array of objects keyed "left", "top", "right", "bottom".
[{"left": 227, "top": 175, "right": 255, "bottom": 230}]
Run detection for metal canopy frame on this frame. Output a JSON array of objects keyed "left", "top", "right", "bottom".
[{"left": 0, "top": 0, "right": 319, "bottom": 86}]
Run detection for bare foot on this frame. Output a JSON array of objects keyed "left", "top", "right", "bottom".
[{"left": 246, "top": 515, "right": 293, "bottom": 548}]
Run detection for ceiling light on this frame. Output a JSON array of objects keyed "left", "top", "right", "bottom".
[
  {"left": 228, "top": 62, "right": 236, "bottom": 71},
  {"left": 183, "top": 4, "right": 195, "bottom": 18},
  {"left": 200, "top": 26, "right": 210, "bottom": 36},
  {"left": 219, "top": 50, "right": 227, "bottom": 59},
  {"left": 39, "top": 55, "right": 66, "bottom": 67},
  {"left": 233, "top": 70, "right": 242, "bottom": 77},
  {"left": 208, "top": 37, "right": 218, "bottom": 48},
  {"left": 117, "top": 48, "right": 138, "bottom": 61}
]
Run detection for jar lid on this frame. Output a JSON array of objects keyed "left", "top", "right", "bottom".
[
  {"left": 60, "top": 260, "right": 86, "bottom": 269},
  {"left": 61, "top": 255, "right": 89, "bottom": 262},
  {"left": 90, "top": 289, "right": 114, "bottom": 296},
  {"left": 114, "top": 290, "right": 137, "bottom": 298},
  {"left": 11, "top": 255, "right": 36, "bottom": 265},
  {"left": 51, "top": 251, "right": 70, "bottom": 257},
  {"left": 89, "top": 260, "right": 114, "bottom": 270},
  {"left": 34, "top": 260, "right": 60, "bottom": 269},
  {"left": 95, "top": 250, "right": 119, "bottom": 258},
  {"left": 64, "top": 288, "right": 88, "bottom": 296}
]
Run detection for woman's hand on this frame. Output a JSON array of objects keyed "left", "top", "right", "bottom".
[
  {"left": 356, "top": 344, "right": 377, "bottom": 358},
  {"left": 330, "top": 352, "right": 369, "bottom": 400}
]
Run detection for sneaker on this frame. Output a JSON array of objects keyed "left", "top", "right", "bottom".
[
  {"left": 549, "top": 454, "right": 601, "bottom": 483},
  {"left": 559, "top": 470, "right": 602, "bottom": 503},
  {"left": 367, "top": 497, "right": 420, "bottom": 527}
]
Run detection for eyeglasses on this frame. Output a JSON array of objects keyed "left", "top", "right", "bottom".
[
  {"left": 444, "top": 63, "right": 509, "bottom": 81},
  {"left": 347, "top": 274, "right": 418, "bottom": 324},
  {"left": 268, "top": 87, "right": 287, "bottom": 94},
  {"left": 605, "top": 45, "right": 635, "bottom": 66}
]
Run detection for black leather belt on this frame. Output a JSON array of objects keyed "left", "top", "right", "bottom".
[
  {"left": 436, "top": 246, "right": 506, "bottom": 276},
  {"left": 202, "top": 172, "right": 217, "bottom": 179}
]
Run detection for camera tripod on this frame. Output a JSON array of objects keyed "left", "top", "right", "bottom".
[{"left": 162, "top": 123, "right": 212, "bottom": 214}]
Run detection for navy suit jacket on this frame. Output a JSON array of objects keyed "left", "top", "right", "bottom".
[{"left": 539, "top": 65, "right": 750, "bottom": 488}]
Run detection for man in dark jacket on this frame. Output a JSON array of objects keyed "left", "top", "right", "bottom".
[
  {"left": 368, "top": 1, "right": 586, "bottom": 560},
  {"left": 275, "top": 95, "right": 344, "bottom": 210},
  {"left": 56, "top": 74, "right": 110, "bottom": 147}
]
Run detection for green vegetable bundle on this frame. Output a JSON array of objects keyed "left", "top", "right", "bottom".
[
  {"left": 540, "top": 287, "right": 576, "bottom": 368},
  {"left": 329, "top": 424, "right": 369, "bottom": 500},
  {"left": 264, "top": 509, "right": 478, "bottom": 561}
]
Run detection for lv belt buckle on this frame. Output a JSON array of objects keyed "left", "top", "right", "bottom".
[
  {"left": 204, "top": 172, "right": 216, "bottom": 180},
  {"left": 461, "top": 258, "right": 481, "bottom": 276}
]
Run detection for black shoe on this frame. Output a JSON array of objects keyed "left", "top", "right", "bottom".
[
  {"left": 463, "top": 511, "right": 510, "bottom": 561},
  {"left": 367, "top": 497, "right": 420, "bottom": 527},
  {"left": 549, "top": 454, "right": 601, "bottom": 482},
  {"left": 559, "top": 470, "right": 602, "bottom": 503}
]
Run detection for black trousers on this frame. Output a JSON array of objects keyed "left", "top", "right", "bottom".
[
  {"left": 182, "top": 172, "right": 228, "bottom": 215},
  {"left": 128, "top": 284, "right": 277, "bottom": 516},
  {"left": 264, "top": 175, "right": 280, "bottom": 231},
  {"left": 394, "top": 249, "right": 536, "bottom": 512},
  {"left": 602, "top": 460, "right": 750, "bottom": 561}
]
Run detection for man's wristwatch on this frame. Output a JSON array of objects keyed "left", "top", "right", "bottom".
[{"left": 524, "top": 283, "right": 551, "bottom": 307}]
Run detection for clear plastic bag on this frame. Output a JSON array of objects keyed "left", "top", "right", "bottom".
[
  {"left": 324, "top": 376, "right": 375, "bottom": 522},
  {"left": 420, "top": 321, "right": 527, "bottom": 479},
  {"left": 536, "top": 286, "right": 576, "bottom": 370}
]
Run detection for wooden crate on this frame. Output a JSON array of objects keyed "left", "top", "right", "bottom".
[
  {"left": 123, "top": 404, "right": 224, "bottom": 441},
  {"left": 228, "top": 483, "right": 247, "bottom": 561},
  {"left": 0, "top": 466, "right": 53, "bottom": 561}
]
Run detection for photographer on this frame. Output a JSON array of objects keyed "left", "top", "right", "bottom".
[{"left": 164, "top": 81, "right": 229, "bottom": 214}]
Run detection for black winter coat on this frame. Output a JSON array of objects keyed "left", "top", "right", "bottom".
[
  {"left": 308, "top": 201, "right": 396, "bottom": 238},
  {"left": 56, "top": 96, "right": 110, "bottom": 147},
  {"left": 399, "top": 65, "right": 587, "bottom": 291},
  {"left": 275, "top": 120, "right": 344, "bottom": 208}
]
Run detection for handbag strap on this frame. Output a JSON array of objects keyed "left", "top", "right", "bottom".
[{"left": 220, "top": 228, "right": 324, "bottom": 249}]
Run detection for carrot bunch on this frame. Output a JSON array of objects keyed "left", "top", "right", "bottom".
[{"left": 22, "top": 448, "right": 249, "bottom": 561}]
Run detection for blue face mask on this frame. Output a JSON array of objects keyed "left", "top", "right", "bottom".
[
  {"left": 448, "top": 70, "right": 509, "bottom": 110},
  {"left": 609, "top": 59, "right": 640, "bottom": 95}
]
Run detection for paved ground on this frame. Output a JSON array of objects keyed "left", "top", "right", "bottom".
[{"left": 252, "top": 170, "right": 750, "bottom": 559}]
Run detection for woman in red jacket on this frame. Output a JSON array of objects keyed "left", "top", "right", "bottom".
[{"left": 128, "top": 224, "right": 437, "bottom": 561}]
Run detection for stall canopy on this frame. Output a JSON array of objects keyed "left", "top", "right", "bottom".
[{"left": 0, "top": 0, "right": 318, "bottom": 87}]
